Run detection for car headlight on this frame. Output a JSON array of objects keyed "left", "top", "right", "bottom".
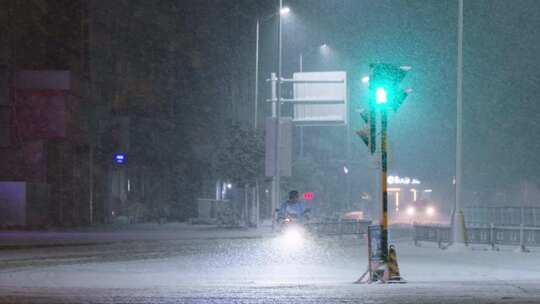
[
  {"left": 426, "top": 206, "right": 435, "bottom": 216},
  {"left": 406, "top": 206, "right": 415, "bottom": 216}
]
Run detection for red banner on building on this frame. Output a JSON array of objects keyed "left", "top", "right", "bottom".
[{"left": 11, "top": 90, "right": 68, "bottom": 142}]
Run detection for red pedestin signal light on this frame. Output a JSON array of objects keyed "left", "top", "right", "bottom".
[{"left": 303, "top": 192, "right": 315, "bottom": 200}]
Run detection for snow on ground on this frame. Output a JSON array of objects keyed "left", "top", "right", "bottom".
[
  {"left": 1, "top": 233, "right": 540, "bottom": 287},
  {"left": 1, "top": 282, "right": 540, "bottom": 304},
  {"left": 1, "top": 226, "right": 540, "bottom": 303},
  {"left": 0, "top": 223, "right": 274, "bottom": 248}
]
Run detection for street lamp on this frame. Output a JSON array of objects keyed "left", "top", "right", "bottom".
[
  {"left": 361, "top": 75, "right": 370, "bottom": 84},
  {"left": 254, "top": 6, "right": 291, "bottom": 129},
  {"left": 299, "top": 43, "right": 329, "bottom": 72}
]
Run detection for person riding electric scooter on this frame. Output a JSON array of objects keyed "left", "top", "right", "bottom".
[{"left": 276, "top": 190, "right": 310, "bottom": 231}]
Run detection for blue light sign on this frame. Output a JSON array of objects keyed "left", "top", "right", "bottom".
[{"left": 114, "top": 153, "right": 126, "bottom": 164}]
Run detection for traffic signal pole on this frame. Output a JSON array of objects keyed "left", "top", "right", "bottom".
[
  {"left": 356, "top": 63, "right": 409, "bottom": 283},
  {"left": 380, "top": 109, "right": 389, "bottom": 264}
]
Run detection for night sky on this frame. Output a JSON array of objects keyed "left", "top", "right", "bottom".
[
  {"left": 3, "top": 0, "right": 540, "bottom": 212},
  {"left": 255, "top": 0, "right": 540, "bottom": 203}
]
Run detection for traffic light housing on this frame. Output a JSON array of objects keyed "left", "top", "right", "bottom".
[
  {"left": 356, "top": 108, "right": 376, "bottom": 154},
  {"left": 356, "top": 63, "right": 410, "bottom": 155},
  {"left": 369, "top": 63, "right": 409, "bottom": 112}
]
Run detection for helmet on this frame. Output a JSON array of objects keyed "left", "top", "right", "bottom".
[{"left": 289, "top": 190, "right": 299, "bottom": 200}]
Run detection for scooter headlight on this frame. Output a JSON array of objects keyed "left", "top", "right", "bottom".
[
  {"left": 283, "top": 228, "right": 303, "bottom": 244},
  {"left": 275, "top": 226, "right": 305, "bottom": 254}
]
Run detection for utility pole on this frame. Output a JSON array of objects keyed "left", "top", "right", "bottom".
[{"left": 453, "top": 0, "right": 466, "bottom": 245}]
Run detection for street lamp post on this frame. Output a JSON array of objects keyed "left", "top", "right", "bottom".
[
  {"left": 299, "top": 44, "right": 328, "bottom": 73},
  {"left": 273, "top": 0, "right": 284, "bottom": 216},
  {"left": 254, "top": 3, "right": 289, "bottom": 222},
  {"left": 254, "top": 6, "right": 289, "bottom": 129},
  {"left": 254, "top": 20, "right": 260, "bottom": 129},
  {"left": 453, "top": 0, "right": 466, "bottom": 245},
  {"left": 253, "top": 19, "right": 260, "bottom": 228}
]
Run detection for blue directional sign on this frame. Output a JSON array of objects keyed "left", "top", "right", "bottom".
[{"left": 114, "top": 152, "right": 126, "bottom": 164}]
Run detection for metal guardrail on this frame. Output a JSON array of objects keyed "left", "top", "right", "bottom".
[
  {"left": 413, "top": 224, "right": 451, "bottom": 247},
  {"left": 306, "top": 219, "right": 371, "bottom": 236},
  {"left": 414, "top": 223, "right": 540, "bottom": 250},
  {"left": 464, "top": 207, "right": 540, "bottom": 227}
]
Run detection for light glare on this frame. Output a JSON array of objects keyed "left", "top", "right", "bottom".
[
  {"left": 274, "top": 226, "right": 305, "bottom": 254},
  {"left": 361, "top": 76, "right": 369, "bottom": 84}
]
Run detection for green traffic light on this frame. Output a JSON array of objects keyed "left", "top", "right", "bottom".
[
  {"left": 369, "top": 63, "right": 410, "bottom": 111},
  {"left": 375, "top": 87, "right": 388, "bottom": 104}
]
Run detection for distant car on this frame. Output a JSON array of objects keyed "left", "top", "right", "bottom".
[{"left": 400, "top": 199, "right": 438, "bottom": 223}]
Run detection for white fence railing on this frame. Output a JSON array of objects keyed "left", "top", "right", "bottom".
[
  {"left": 464, "top": 207, "right": 540, "bottom": 227},
  {"left": 306, "top": 219, "right": 371, "bottom": 236},
  {"left": 413, "top": 223, "right": 540, "bottom": 251}
]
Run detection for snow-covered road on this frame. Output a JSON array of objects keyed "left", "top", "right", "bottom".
[{"left": 1, "top": 227, "right": 539, "bottom": 303}]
